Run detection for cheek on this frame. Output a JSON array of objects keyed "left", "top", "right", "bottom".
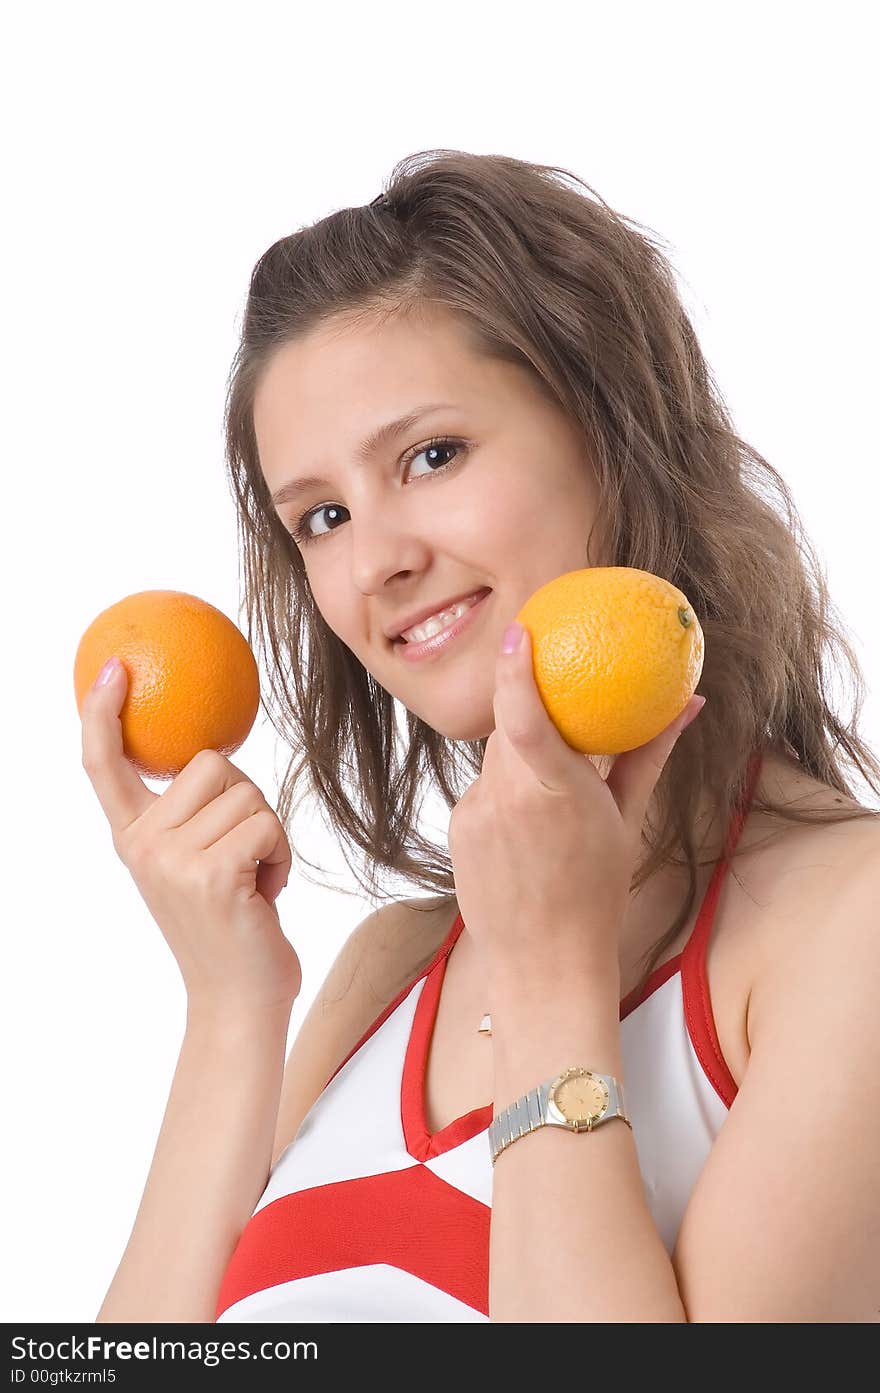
[
  {"left": 311, "top": 590, "right": 377, "bottom": 661},
  {"left": 456, "top": 475, "right": 525, "bottom": 548},
  {"left": 303, "top": 580, "right": 348, "bottom": 642}
]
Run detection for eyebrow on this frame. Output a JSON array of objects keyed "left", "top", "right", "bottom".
[{"left": 269, "top": 402, "right": 457, "bottom": 509}]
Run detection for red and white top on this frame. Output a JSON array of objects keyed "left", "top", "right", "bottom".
[{"left": 215, "top": 751, "right": 764, "bottom": 1323}]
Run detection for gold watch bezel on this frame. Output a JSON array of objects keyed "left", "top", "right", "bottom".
[{"left": 547, "top": 1066, "right": 610, "bottom": 1131}]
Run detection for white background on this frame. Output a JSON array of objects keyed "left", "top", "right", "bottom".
[{"left": 2, "top": 0, "right": 877, "bottom": 1322}]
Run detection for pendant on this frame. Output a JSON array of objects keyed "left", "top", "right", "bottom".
[{"left": 478, "top": 1012, "right": 492, "bottom": 1035}]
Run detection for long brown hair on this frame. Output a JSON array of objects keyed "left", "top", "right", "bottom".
[{"left": 223, "top": 148, "right": 880, "bottom": 1000}]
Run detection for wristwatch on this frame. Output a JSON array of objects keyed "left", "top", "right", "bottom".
[{"left": 488, "top": 1065, "right": 632, "bottom": 1165}]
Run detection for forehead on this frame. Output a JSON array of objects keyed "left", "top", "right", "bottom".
[{"left": 253, "top": 304, "right": 498, "bottom": 436}]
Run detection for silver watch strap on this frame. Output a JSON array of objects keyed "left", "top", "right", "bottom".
[
  {"left": 488, "top": 1072, "right": 631, "bottom": 1163},
  {"left": 488, "top": 1083, "right": 544, "bottom": 1156}
]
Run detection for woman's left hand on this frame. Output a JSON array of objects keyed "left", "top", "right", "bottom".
[{"left": 447, "top": 622, "right": 705, "bottom": 991}]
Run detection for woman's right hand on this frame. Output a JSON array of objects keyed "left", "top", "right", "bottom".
[{"left": 80, "top": 657, "right": 302, "bottom": 1017}]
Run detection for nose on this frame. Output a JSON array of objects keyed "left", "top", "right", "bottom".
[{"left": 349, "top": 505, "right": 433, "bottom": 598}]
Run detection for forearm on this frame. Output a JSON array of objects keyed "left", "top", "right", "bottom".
[
  {"left": 488, "top": 970, "right": 687, "bottom": 1323},
  {"left": 96, "top": 1001, "right": 293, "bottom": 1323}
]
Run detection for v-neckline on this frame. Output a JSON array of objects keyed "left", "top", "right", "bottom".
[{"left": 400, "top": 748, "right": 764, "bottom": 1162}]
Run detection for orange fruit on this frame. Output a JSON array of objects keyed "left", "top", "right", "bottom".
[
  {"left": 73, "top": 590, "right": 261, "bottom": 780},
  {"left": 514, "top": 567, "right": 704, "bottom": 755}
]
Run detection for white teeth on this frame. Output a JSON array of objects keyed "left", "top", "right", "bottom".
[{"left": 401, "top": 593, "right": 483, "bottom": 643}]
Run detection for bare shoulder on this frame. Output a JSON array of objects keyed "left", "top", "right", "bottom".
[
  {"left": 674, "top": 761, "right": 880, "bottom": 1318},
  {"left": 269, "top": 893, "right": 457, "bottom": 1169},
  {"left": 352, "top": 893, "right": 459, "bottom": 1007},
  {"left": 313, "top": 891, "right": 457, "bottom": 1013},
  {"left": 740, "top": 752, "right": 880, "bottom": 1047}
]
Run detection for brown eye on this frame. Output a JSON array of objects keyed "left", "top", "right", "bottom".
[{"left": 290, "top": 437, "right": 468, "bottom": 546}]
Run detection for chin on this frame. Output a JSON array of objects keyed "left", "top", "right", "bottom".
[
  {"left": 405, "top": 704, "right": 494, "bottom": 744},
  {"left": 444, "top": 720, "right": 494, "bottom": 743}
]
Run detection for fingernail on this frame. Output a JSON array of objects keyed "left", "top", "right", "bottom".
[
  {"left": 501, "top": 622, "right": 524, "bottom": 655},
  {"left": 679, "top": 695, "right": 707, "bottom": 731},
  {"left": 95, "top": 656, "right": 120, "bottom": 688}
]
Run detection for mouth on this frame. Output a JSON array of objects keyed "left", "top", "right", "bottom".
[{"left": 392, "top": 587, "right": 493, "bottom": 663}]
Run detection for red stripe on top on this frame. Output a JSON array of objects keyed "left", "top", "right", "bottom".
[
  {"left": 214, "top": 1164, "right": 490, "bottom": 1320},
  {"left": 402, "top": 933, "right": 495, "bottom": 1161},
  {"left": 619, "top": 953, "right": 684, "bottom": 1020},
  {"left": 680, "top": 749, "right": 764, "bottom": 1109},
  {"left": 323, "top": 921, "right": 458, "bottom": 1093}
]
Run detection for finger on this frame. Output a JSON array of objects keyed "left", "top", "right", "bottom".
[
  {"left": 605, "top": 695, "right": 707, "bottom": 831},
  {"left": 493, "top": 623, "right": 586, "bottom": 792},
  {"left": 212, "top": 808, "right": 293, "bottom": 904},
  {"left": 80, "top": 657, "right": 156, "bottom": 837},
  {"left": 181, "top": 776, "right": 279, "bottom": 854},
  {"left": 155, "top": 749, "right": 261, "bottom": 832}
]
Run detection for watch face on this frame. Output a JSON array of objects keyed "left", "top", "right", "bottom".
[{"left": 551, "top": 1069, "right": 609, "bottom": 1127}]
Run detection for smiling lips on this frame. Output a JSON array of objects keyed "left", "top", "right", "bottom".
[
  {"left": 393, "top": 588, "right": 494, "bottom": 664},
  {"left": 398, "top": 590, "right": 488, "bottom": 644}
]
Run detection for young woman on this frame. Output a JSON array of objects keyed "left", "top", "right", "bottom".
[{"left": 83, "top": 150, "right": 880, "bottom": 1323}]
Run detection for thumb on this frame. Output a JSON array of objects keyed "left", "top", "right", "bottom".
[
  {"left": 81, "top": 655, "right": 157, "bottom": 828},
  {"left": 604, "top": 695, "right": 707, "bottom": 829}
]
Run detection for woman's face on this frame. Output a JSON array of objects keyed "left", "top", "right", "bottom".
[{"left": 253, "top": 303, "right": 601, "bottom": 741}]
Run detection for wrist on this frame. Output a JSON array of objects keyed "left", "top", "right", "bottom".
[
  {"left": 487, "top": 954, "right": 621, "bottom": 1015},
  {"left": 488, "top": 974, "right": 624, "bottom": 1101},
  {"left": 185, "top": 996, "right": 295, "bottom": 1039}
]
